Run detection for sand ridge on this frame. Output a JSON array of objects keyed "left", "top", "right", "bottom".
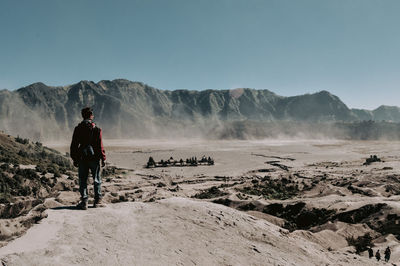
[{"left": 0, "top": 198, "right": 378, "bottom": 266}]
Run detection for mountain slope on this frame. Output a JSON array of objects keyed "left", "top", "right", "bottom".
[
  {"left": 372, "top": 105, "right": 400, "bottom": 122},
  {"left": 0, "top": 79, "right": 398, "bottom": 139},
  {"left": 276, "top": 91, "right": 356, "bottom": 121}
]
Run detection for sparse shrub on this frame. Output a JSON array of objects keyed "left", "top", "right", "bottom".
[
  {"left": 212, "top": 198, "right": 232, "bottom": 206},
  {"left": 236, "top": 193, "right": 248, "bottom": 200},
  {"left": 238, "top": 202, "right": 256, "bottom": 211},
  {"left": 119, "top": 195, "right": 127, "bottom": 202},
  {"left": 15, "top": 168, "right": 39, "bottom": 180},
  {"left": 40, "top": 175, "right": 50, "bottom": 185},
  {"left": 17, "top": 150, "right": 29, "bottom": 157},
  {"left": 0, "top": 193, "right": 11, "bottom": 204},
  {"left": 346, "top": 233, "right": 373, "bottom": 254},
  {"left": 35, "top": 164, "right": 45, "bottom": 173},
  {"left": 20, "top": 186, "right": 31, "bottom": 196},
  {"left": 102, "top": 166, "right": 118, "bottom": 177},
  {"left": 46, "top": 164, "right": 60, "bottom": 175},
  {"left": 54, "top": 171, "right": 61, "bottom": 178},
  {"left": 262, "top": 202, "right": 336, "bottom": 231},
  {"left": 32, "top": 186, "right": 38, "bottom": 196},
  {"left": 238, "top": 177, "right": 299, "bottom": 200},
  {"left": 156, "top": 182, "right": 166, "bottom": 187},
  {"left": 15, "top": 136, "right": 29, "bottom": 145},
  {"left": 0, "top": 164, "right": 11, "bottom": 172},
  {"left": 147, "top": 197, "right": 155, "bottom": 202},
  {"left": 193, "top": 186, "right": 228, "bottom": 199},
  {"left": 335, "top": 204, "right": 386, "bottom": 224}
]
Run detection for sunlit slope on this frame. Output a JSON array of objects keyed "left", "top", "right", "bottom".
[{"left": 1, "top": 79, "right": 399, "bottom": 139}]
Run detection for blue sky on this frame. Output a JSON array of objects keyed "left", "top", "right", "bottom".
[{"left": 0, "top": 0, "right": 399, "bottom": 109}]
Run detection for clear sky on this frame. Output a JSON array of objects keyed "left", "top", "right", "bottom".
[{"left": 0, "top": 0, "right": 399, "bottom": 109}]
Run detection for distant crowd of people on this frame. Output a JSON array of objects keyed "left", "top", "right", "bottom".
[
  {"left": 368, "top": 246, "right": 391, "bottom": 263},
  {"left": 146, "top": 155, "right": 214, "bottom": 168}
]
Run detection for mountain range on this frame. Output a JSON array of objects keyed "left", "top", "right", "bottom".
[{"left": 0, "top": 79, "right": 399, "bottom": 140}]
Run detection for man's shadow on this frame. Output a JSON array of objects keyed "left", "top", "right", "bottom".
[
  {"left": 51, "top": 205, "right": 96, "bottom": 210},
  {"left": 51, "top": 206, "right": 77, "bottom": 210}
]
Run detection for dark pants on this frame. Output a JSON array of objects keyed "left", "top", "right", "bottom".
[{"left": 78, "top": 160, "right": 102, "bottom": 201}]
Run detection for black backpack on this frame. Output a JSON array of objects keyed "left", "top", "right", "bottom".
[{"left": 81, "top": 126, "right": 96, "bottom": 161}]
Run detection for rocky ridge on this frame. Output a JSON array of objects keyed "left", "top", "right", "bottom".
[{"left": 1, "top": 79, "right": 400, "bottom": 140}]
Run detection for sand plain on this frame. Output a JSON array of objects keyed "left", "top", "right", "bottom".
[{"left": 1, "top": 138, "right": 399, "bottom": 265}]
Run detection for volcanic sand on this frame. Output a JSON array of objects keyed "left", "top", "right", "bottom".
[{"left": 1, "top": 139, "right": 399, "bottom": 265}]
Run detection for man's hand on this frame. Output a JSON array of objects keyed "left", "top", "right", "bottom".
[{"left": 101, "top": 160, "right": 106, "bottom": 167}]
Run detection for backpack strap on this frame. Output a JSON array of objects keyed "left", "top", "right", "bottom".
[{"left": 88, "top": 126, "right": 94, "bottom": 145}]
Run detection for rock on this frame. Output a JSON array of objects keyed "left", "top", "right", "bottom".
[{"left": 55, "top": 191, "right": 79, "bottom": 205}]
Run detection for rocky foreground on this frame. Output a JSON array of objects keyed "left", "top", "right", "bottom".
[
  {"left": 1, "top": 137, "right": 400, "bottom": 265},
  {"left": 0, "top": 198, "right": 377, "bottom": 266}
]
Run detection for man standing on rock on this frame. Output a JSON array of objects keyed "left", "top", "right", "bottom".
[{"left": 70, "top": 107, "right": 106, "bottom": 210}]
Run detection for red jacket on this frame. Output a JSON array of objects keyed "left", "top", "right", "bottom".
[{"left": 70, "top": 120, "right": 106, "bottom": 162}]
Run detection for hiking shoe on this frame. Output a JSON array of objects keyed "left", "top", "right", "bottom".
[
  {"left": 76, "top": 200, "right": 88, "bottom": 210},
  {"left": 93, "top": 198, "right": 105, "bottom": 208}
]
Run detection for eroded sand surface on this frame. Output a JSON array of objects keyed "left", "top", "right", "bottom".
[
  {"left": 1, "top": 139, "right": 400, "bottom": 265},
  {"left": 0, "top": 198, "right": 378, "bottom": 266}
]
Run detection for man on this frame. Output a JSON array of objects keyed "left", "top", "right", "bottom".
[
  {"left": 368, "top": 247, "right": 373, "bottom": 259},
  {"left": 375, "top": 249, "right": 381, "bottom": 261},
  {"left": 70, "top": 107, "right": 106, "bottom": 210},
  {"left": 384, "top": 246, "right": 391, "bottom": 262}
]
